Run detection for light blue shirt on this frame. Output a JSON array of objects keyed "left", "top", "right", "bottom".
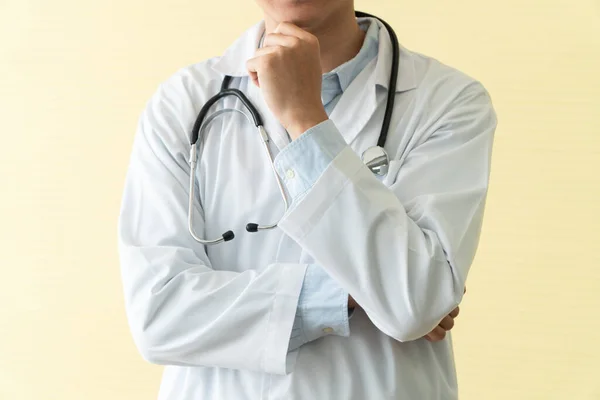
[{"left": 283, "top": 20, "right": 380, "bottom": 352}]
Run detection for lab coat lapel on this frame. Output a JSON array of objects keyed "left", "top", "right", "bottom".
[{"left": 330, "top": 19, "right": 418, "bottom": 147}]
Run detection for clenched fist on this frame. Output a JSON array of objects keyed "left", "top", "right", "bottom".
[{"left": 246, "top": 22, "right": 328, "bottom": 139}]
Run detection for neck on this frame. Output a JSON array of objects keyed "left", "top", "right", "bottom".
[{"left": 264, "top": 8, "right": 365, "bottom": 74}]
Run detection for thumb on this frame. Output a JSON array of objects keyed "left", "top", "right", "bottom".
[{"left": 249, "top": 71, "right": 259, "bottom": 87}]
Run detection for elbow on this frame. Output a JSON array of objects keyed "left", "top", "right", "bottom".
[
  {"left": 131, "top": 324, "right": 169, "bottom": 365},
  {"left": 127, "top": 305, "right": 204, "bottom": 367},
  {"left": 380, "top": 315, "right": 436, "bottom": 343},
  {"left": 370, "top": 293, "right": 463, "bottom": 343},
  {"left": 137, "top": 344, "right": 165, "bottom": 366},
  {"left": 391, "top": 319, "right": 440, "bottom": 343},
  {"left": 127, "top": 304, "right": 179, "bottom": 365}
]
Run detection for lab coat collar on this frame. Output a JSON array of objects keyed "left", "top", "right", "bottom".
[
  {"left": 373, "top": 20, "right": 417, "bottom": 93},
  {"left": 212, "top": 18, "right": 417, "bottom": 94},
  {"left": 212, "top": 21, "right": 265, "bottom": 77}
]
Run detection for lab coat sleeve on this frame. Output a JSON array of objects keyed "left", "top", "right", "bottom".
[
  {"left": 118, "top": 82, "right": 307, "bottom": 375},
  {"left": 276, "top": 81, "right": 497, "bottom": 342}
]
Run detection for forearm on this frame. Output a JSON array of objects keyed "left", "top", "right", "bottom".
[
  {"left": 119, "top": 236, "right": 307, "bottom": 374},
  {"left": 275, "top": 83, "right": 495, "bottom": 341},
  {"left": 279, "top": 163, "right": 467, "bottom": 341},
  {"left": 120, "top": 87, "right": 308, "bottom": 375}
]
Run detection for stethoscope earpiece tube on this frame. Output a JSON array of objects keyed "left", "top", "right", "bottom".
[
  {"left": 190, "top": 88, "right": 263, "bottom": 145},
  {"left": 354, "top": 11, "right": 399, "bottom": 148}
]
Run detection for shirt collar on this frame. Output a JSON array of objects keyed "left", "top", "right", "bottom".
[
  {"left": 323, "top": 18, "right": 379, "bottom": 92},
  {"left": 212, "top": 17, "right": 417, "bottom": 93}
]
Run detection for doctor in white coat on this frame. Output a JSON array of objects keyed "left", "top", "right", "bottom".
[{"left": 118, "top": 0, "right": 497, "bottom": 399}]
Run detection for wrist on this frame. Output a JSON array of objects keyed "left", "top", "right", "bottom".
[{"left": 285, "top": 107, "right": 328, "bottom": 139}]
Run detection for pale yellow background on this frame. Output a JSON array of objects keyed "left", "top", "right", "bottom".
[{"left": 1, "top": 0, "right": 599, "bottom": 399}]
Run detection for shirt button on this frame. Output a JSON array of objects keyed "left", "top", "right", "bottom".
[
  {"left": 323, "top": 327, "right": 334, "bottom": 334},
  {"left": 286, "top": 169, "right": 295, "bottom": 179}
]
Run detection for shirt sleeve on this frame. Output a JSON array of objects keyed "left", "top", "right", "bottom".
[
  {"left": 274, "top": 123, "right": 358, "bottom": 352},
  {"left": 288, "top": 264, "right": 350, "bottom": 352},
  {"left": 274, "top": 120, "right": 346, "bottom": 204}
]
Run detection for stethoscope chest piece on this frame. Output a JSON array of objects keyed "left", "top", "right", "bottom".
[{"left": 361, "top": 146, "right": 390, "bottom": 176}]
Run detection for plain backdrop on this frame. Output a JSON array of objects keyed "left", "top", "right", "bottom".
[{"left": 1, "top": 0, "right": 599, "bottom": 399}]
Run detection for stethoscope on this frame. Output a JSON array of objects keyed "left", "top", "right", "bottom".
[{"left": 188, "top": 11, "right": 399, "bottom": 245}]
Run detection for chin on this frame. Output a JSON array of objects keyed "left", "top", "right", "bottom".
[{"left": 265, "top": 0, "right": 339, "bottom": 28}]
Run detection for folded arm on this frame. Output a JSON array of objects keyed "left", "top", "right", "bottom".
[
  {"left": 118, "top": 83, "right": 347, "bottom": 375},
  {"left": 275, "top": 81, "right": 497, "bottom": 342}
]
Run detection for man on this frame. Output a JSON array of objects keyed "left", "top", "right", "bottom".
[{"left": 118, "top": 0, "right": 496, "bottom": 399}]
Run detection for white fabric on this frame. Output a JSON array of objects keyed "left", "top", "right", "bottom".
[{"left": 118, "top": 18, "right": 497, "bottom": 400}]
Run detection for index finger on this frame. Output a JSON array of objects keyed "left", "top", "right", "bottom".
[{"left": 274, "top": 22, "right": 316, "bottom": 42}]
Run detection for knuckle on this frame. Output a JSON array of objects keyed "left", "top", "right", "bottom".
[{"left": 255, "top": 55, "right": 268, "bottom": 68}]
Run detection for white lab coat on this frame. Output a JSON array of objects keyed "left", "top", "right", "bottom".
[{"left": 118, "top": 18, "right": 496, "bottom": 400}]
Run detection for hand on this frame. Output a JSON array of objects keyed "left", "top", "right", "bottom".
[
  {"left": 246, "top": 22, "right": 328, "bottom": 139},
  {"left": 424, "top": 306, "right": 460, "bottom": 342},
  {"left": 348, "top": 295, "right": 358, "bottom": 310},
  {"left": 424, "top": 287, "right": 466, "bottom": 342},
  {"left": 348, "top": 300, "right": 460, "bottom": 340}
]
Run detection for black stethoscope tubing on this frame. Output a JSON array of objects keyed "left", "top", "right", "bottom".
[
  {"left": 187, "top": 12, "right": 400, "bottom": 245},
  {"left": 189, "top": 11, "right": 399, "bottom": 149}
]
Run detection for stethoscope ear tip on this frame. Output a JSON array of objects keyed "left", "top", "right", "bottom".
[
  {"left": 246, "top": 223, "right": 259, "bottom": 233},
  {"left": 223, "top": 231, "right": 235, "bottom": 241}
]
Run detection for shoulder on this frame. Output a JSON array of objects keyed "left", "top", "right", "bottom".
[
  {"left": 137, "top": 57, "right": 225, "bottom": 151},
  {"left": 406, "top": 47, "right": 494, "bottom": 113},
  {"left": 396, "top": 47, "right": 497, "bottom": 146},
  {"left": 155, "top": 57, "right": 225, "bottom": 107}
]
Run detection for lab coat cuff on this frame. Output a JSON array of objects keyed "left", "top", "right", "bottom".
[
  {"left": 278, "top": 146, "right": 364, "bottom": 240},
  {"left": 274, "top": 119, "right": 347, "bottom": 203},
  {"left": 288, "top": 264, "right": 350, "bottom": 352},
  {"left": 262, "top": 263, "right": 308, "bottom": 375}
]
